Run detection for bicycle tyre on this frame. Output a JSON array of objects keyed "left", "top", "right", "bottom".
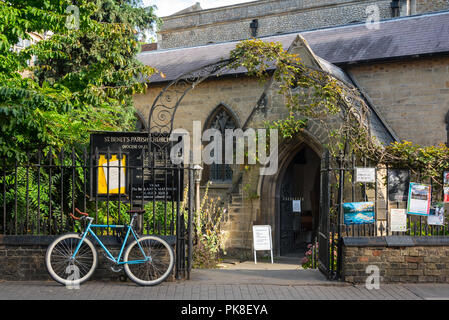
[
  {"left": 45, "top": 233, "right": 98, "bottom": 286},
  {"left": 123, "top": 235, "right": 174, "bottom": 286}
]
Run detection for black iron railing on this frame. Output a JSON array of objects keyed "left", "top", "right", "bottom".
[
  {"left": 0, "top": 147, "right": 193, "bottom": 279},
  {"left": 318, "top": 150, "right": 449, "bottom": 280}
]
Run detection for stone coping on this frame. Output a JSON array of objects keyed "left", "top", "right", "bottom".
[
  {"left": 0, "top": 234, "right": 176, "bottom": 246},
  {"left": 342, "top": 236, "right": 449, "bottom": 247}
]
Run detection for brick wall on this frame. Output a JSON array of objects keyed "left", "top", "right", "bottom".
[
  {"left": 0, "top": 236, "right": 175, "bottom": 282},
  {"left": 342, "top": 237, "right": 449, "bottom": 283},
  {"left": 0, "top": 243, "right": 125, "bottom": 281}
]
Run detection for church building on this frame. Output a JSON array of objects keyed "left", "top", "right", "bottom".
[{"left": 133, "top": 0, "right": 449, "bottom": 257}]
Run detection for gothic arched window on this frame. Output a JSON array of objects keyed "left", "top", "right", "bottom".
[
  {"left": 135, "top": 111, "right": 147, "bottom": 132},
  {"left": 204, "top": 105, "right": 239, "bottom": 183}
]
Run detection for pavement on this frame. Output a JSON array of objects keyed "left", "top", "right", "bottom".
[
  {"left": 0, "top": 258, "right": 448, "bottom": 300},
  {"left": 193, "top": 258, "right": 335, "bottom": 286}
]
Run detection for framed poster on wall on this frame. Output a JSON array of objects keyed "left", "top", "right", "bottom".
[
  {"left": 444, "top": 186, "right": 449, "bottom": 202},
  {"left": 444, "top": 171, "right": 449, "bottom": 185},
  {"left": 355, "top": 167, "right": 376, "bottom": 183},
  {"left": 97, "top": 154, "right": 127, "bottom": 195},
  {"left": 407, "top": 182, "right": 431, "bottom": 216},
  {"left": 390, "top": 208, "right": 407, "bottom": 232},
  {"left": 343, "top": 202, "right": 375, "bottom": 225},
  {"left": 388, "top": 169, "right": 410, "bottom": 202},
  {"left": 428, "top": 202, "right": 445, "bottom": 226}
]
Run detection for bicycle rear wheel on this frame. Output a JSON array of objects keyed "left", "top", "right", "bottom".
[
  {"left": 123, "top": 236, "right": 174, "bottom": 286},
  {"left": 45, "top": 233, "right": 98, "bottom": 286}
]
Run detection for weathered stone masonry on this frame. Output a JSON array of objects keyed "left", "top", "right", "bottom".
[
  {"left": 342, "top": 237, "right": 449, "bottom": 283},
  {"left": 158, "top": 0, "right": 449, "bottom": 50},
  {"left": 159, "top": 0, "right": 393, "bottom": 49}
]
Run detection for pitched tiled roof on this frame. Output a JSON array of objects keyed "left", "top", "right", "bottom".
[
  {"left": 137, "top": 34, "right": 297, "bottom": 82},
  {"left": 303, "top": 10, "right": 449, "bottom": 65},
  {"left": 138, "top": 11, "right": 449, "bottom": 83}
]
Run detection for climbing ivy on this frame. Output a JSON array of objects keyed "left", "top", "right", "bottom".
[{"left": 228, "top": 39, "right": 448, "bottom": 183}]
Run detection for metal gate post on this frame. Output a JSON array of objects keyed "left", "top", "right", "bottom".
[
  {"left": 187, "top": 166, "right": 194, "bottom": 279},
  {"left": 175, "top": 166, "right": 184, "bottom": 280},
  {"left": 318, "top": 149, "right": 331, "bottom": 278},
  {"left": 336, "top": 150, "right": 345, "bottom": 280}
]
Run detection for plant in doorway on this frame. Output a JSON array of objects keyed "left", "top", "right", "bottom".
[{"left": 301, "top": 242, "right": 318, "bottom": 269}]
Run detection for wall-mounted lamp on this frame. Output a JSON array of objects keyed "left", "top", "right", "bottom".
[
  {"left": 193, "top": 164, "right": 203, "bottom": 183},
  {"left": 193, "top": 164, "right": 203, "bottom": 214},
  {"left": 250, "top": 19, "right": 259, "bottom": 38}
]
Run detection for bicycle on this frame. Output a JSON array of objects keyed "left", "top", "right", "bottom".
[{"left": 45, "top": 208, "right": 175, "bottom": 286}]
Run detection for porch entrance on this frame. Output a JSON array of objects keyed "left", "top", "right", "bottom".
[{"left": 279, "top": 145, "right": 320, "bottom": 257}]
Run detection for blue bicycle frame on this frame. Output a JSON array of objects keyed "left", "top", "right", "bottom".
[{"left": 71, "top": 215, "right": 149, "bottom": 265}]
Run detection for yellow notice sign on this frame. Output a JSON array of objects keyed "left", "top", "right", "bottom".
[{"left": 97, "top": 154, "right": 126, "bottom": 194}]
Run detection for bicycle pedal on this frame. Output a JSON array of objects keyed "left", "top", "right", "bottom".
[{"left": 110, "top": 265, "right": 123, "bottom": 273}]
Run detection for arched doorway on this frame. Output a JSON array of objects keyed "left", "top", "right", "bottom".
[
  {"left": 278, "top": 145, "right": 320, "bottom": 256},
  {"left": 258, "top": 131, "right": 324, "bottom": 257}
]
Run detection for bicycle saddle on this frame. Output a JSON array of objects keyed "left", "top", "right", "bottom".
[{"left": 127, "top": 209, "right": 145, "bottom": 215}]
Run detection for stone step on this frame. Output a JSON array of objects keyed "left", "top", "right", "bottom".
[
  {"left": 231, "top": 195, "right": 243, "bottom": 204},
  {"left": 228, "top": 206, "right": 241, "bottom": 214}
]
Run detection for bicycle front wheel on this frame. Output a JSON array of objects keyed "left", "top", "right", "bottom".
[
  {"left": 45, "top": 233, "right": 98, "bottom": 286},
  {"left": 123, "top": 236, "right": 174, "bottom": 286}
]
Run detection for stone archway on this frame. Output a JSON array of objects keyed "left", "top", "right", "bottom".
[{"left": 258, "top": 128, "right": 324, "bottom": 256}]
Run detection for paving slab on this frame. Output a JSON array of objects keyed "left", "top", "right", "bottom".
[
  {"left": 404, "top": 284, "right": 449, "bottom": 300},
  {"left": 189, "top": 259, "right": 346, "bottom": 286},
  {"left": 0, "top": 280, "right": 428, "bottom": 300}
]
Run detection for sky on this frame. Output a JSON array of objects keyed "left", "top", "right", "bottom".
[{"left": 143, "top": 0, "right": 256, "bottom": 17}]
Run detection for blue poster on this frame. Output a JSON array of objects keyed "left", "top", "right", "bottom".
[{"left": 343, "top": 202, "right": 375, "bottom": 225}]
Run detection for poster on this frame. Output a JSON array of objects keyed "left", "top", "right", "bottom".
[
  {"left": 252, "top": 225, "right": 274, "bottom": 264},
  {"left": 343, "top": 202, "right": 375, "bottom": 225},
  {"left": 407, "top": 182, "right": 431, "bottom": 216},
  {"left": 252, "top": 225, "right": 272, "bottom": 251},
  {"left": 292, "top": 200, "right": 301, "bottom": 212},
  {"left": 444, "top": 172, "right": 449, "bottom": 203},
  {"left": 428, "top": 202, "right": 445, "bottom": 226},
  {"left": 444, "top": 171, "right": 449, "bottom": 185},
  {"left": 97, "top": 154, "right": 126, "bottom": 195},
  {"left": 388, "top": 169, "right": 410, "bottom": 202},
  {"left": 390, "top": 208, "right": 407, "bottom": 232},
  {"left": 444, "top": 186, "right": 449, "bottom": 202},
  {"left": 355, "top": 167, "right": 376, "bottom": 183}
]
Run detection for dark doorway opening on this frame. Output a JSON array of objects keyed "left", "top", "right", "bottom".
[{"left": 279, "top": 145, "right": 320, "bottom": 257}]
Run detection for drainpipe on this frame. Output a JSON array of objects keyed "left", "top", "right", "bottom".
[{"left": 390, "top": 0, "right": 400, "bottom": 17}]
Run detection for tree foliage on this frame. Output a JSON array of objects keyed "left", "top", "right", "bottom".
[{"left": 0, "top": 0, "right": 159, "bottom": 161}]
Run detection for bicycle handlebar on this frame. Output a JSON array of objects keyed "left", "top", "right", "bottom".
[{"left": 70, "top": 208, "right": 89, "bottom": 220}]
